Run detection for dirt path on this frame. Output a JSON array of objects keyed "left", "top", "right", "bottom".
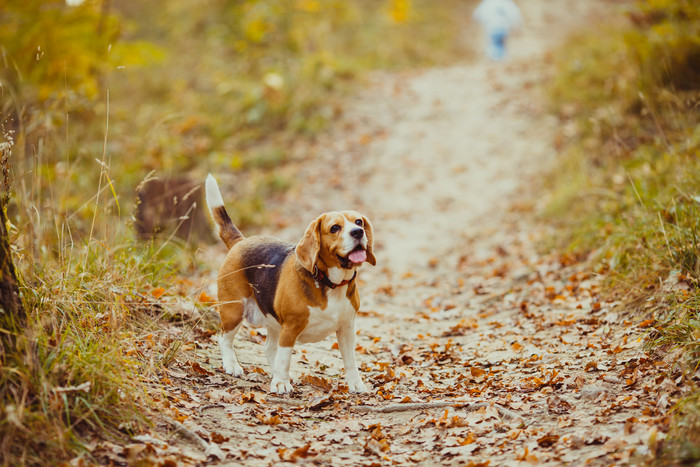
[{"left": 91, "top": 1, "right": 681, "bottom": 465}]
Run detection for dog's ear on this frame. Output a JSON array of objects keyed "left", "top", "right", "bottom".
[
  {"left": 296, "top": 215, "right": 323, "bottom": 273},
  {"left": 362, "top": 216, "right": 376, "bottom": 266}
]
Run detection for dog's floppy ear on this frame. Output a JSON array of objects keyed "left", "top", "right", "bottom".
[
  {"left": 362, "top": 216, "right": 377, "bottom": 266},
  {"left": 296, "top": 215, "right": 323, "bottom": 272}
]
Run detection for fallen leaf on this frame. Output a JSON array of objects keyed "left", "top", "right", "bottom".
[
  {"left": 300, "top": 374, "right": 334, "bottom": 391},
  {"left": 198, "top": 291, "right": 215, "bottom": 304},
  {"left": 537, "top": 433, "right": 560, "bottom": 447},
  {"left": 205, "top": 389, "right": 235, "bottom": 403},
  {"left": 151, "top": 287, "right": 166, "bottom": 299},
  {"left": 306, "top": 393, "right": 334, "bottom": 410},
  {"left": 190, "top": 362, "right": 213, "bottom": 376},
  {"left": 210, "top": 432, "right": 229, "bottom": 444},
  {"left": 278, "top": 444, "right": 313, "bottom": 462},
  {"left": 257, "top": 414, "right": 281, "bottom": 425},
  {"left": 547, "top": 395, "right": 572, "bottom": 414}
]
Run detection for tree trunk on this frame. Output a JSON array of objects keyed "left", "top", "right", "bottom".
[{"left": 0, "top": 197, "right": 24, "bottom": 364}]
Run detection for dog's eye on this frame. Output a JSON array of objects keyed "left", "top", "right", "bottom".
[
  {"left": 330, "top": 225, "right": 341, "bottom": 234},
  {"left": 354, "top": 219, "right": 363, "bottom": 226}
]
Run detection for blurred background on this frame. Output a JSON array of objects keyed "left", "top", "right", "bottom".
[{"left": 1, "top": 0, "right": 474, "bottom": 258}]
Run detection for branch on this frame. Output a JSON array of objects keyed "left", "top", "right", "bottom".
[
  {"left": 164, "top": 419, "right": 225, "bottom": 460},
  {"left": 264, "top": 395, "right": 521, "bottom": 421},
  {"left": 353, "top": 401, "right": 522, "bottom": 421}
]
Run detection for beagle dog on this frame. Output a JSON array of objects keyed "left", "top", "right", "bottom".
[{"left": 205, "top": 175, "right": 376, "bottom": 394}]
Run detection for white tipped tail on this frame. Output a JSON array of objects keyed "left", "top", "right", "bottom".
[
  {"left": 204, "top": 174, "right": 244, "bottom": 249},
  {"left": 205, "top": 174, "right": 225, "bottom": 212}
]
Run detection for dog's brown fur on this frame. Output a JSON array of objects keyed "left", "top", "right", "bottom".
[{"left": 205, "top": 174, "right": 375, "bottom": 393}]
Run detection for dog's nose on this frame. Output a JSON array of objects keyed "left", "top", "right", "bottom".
[{"left": 350, "top": 228, "right": 364, "bottom": 239}]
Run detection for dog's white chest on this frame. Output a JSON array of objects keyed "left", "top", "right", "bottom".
[{"left": 297, "top": 288, "right": 355, "bottom": 344}]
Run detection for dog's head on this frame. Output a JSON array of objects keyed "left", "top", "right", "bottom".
[{"left": 295, "top": 211, "right": 376, "bottom": 274}]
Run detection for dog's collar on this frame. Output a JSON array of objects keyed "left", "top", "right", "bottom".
[{"left": 312, "top": 266, "right": 357, "bottom": 289}]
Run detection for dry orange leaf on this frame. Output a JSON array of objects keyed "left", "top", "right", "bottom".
[
  {"left": 151, "top": 287, "right": 166, "bottom": 298},
  {"left": 191, "top": 362, "right": 213, "bottom": 376},
  {"left": 300, "top": 374, "right": 334, "bottom": 391},
  {"left": 198, "top": 291, "right": 215, "bottom": 304},
  {"left": 258, "top": 414, "right": 281, "bottom": 425},
  {"left": 537, "top": 434, "right": 560, "bottom": 447},
  {"left": 278, "top": 444, "right": 313, "bottom": 462},
  {"left": 210, "top": 431, "right": 229, "bottom": 444}
]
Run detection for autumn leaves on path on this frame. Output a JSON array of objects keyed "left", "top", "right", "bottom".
[{"left": 127, "top": 214, "right": 672, "bottom": 465}]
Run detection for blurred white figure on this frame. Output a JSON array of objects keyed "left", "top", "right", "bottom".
[
  {"left": 65, "top": 0, "right": 86, "bottom": 5},
  {"left": 472, "top": 0, "right": 522, "bottom": 60}
]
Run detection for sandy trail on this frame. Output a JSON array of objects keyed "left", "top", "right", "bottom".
[{"left": 125, "top": 1, "right": 680, "bottom": 465}]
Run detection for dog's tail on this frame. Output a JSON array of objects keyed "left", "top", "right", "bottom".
[{"left": 205, "top": 174, "right": 244, "bottom": 249}]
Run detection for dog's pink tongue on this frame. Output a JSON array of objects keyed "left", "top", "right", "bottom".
[{"left": 348, "top": 249, "right": 367, "bottom": 264}]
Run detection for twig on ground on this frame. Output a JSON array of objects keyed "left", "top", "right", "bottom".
[
  {"left": 265, "top": 396, "right": 306, "bottom": 406},
  {"left": 353, "top": 401, "right": 522, "bottom": 421},
  {"left": 166, "top": 419, "right": 208, "bottom": 450},
  {"left": 264, "top": 396, "right": 521, "bottom": 421},
  {"left": 164, "top": 419, "right": 225, "bottom": 460}
]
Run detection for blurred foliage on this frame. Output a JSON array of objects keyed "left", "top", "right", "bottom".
[
  {"left": 0, "top": 0, "right": 117, "bottom": 102},
  {"left": 545, "top": 0, "right": 700, "bottom": 462},
  {"left": 547, "top": 0, "right": 699, "bottom": 278},
  {"left": 1, "top": 0, "right": 472, "bottom": 249}
]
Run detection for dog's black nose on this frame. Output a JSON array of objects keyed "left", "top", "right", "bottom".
[{"left": 350, "top": 228, "right": 364, "bottom": 239}]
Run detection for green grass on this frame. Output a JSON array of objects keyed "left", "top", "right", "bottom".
[
  {"left": 0, "top": 231, "right": 184, "bottom": 464},
  {"left": 0, "top": 119, "right": 196, "bottom": 465},
  {"left": 544, "top": 0, "right": 700, "bottom": 462}
]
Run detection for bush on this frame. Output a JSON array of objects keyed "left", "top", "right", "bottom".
[{"left": 546, "top": 0, "right": 700, "bottom": 462}]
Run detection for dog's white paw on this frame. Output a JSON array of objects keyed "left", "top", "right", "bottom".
[
  {"left": 270, "top": 377, "right": 293, "bottom": 394},
  {"left": 347, "top": 379, "right": 367, "bottom": 393},
  {"left": 223, "top": 361, "right": 244, "bottom": 377}
]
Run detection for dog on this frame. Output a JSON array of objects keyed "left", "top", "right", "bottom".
[{"left": 205, "top": 174, "right": 376, "bottom": 394}]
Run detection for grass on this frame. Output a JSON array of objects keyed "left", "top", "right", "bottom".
[
  {"left": 544, "top": 0, "right": 700, "bottom": 462},
  {"left": 0, "top": 228, "right": 184, "bottom": 463},
  {"left": 0, "top": 119, "right": 192, "bottom": 462}
]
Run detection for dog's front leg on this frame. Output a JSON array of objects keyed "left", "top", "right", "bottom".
[
  {"left": 337, "top": 323, "right": 367, "bottom": 393},
  {"left": 270, "top": 325, "right": 301, "bottom": 394},
  {"left": 270, "top": 346, "right": 293, "bottom": 394}
]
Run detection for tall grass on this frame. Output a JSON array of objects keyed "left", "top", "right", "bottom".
[
  {"left": 0, "top": 129, "right": 186, "bottom": 463},
  {"left": 544, "top": 0, "right": 700, "bottom": 462}
]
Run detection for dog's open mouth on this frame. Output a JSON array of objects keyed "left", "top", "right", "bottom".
[{"left": 338, "top": 245, "right": 367, "bottom": 268}]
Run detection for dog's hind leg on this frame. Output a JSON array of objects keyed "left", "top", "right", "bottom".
[{"left": 218, "top": 298, "right": 245, "bottom": 377}]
